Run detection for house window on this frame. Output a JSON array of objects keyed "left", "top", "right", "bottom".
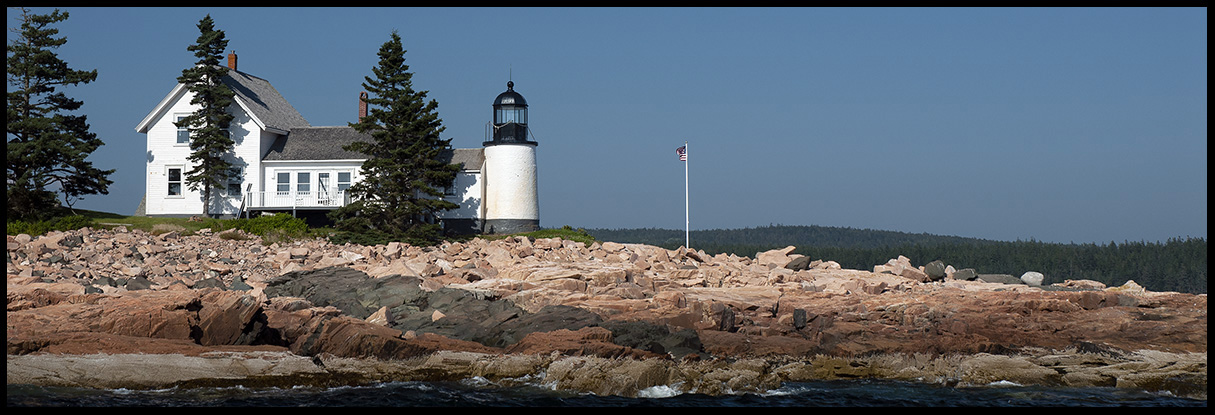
[
  {"left": 175, "top": 115, "right": 230, "bottom": 145},
  {"left": 296, "top": 172, "right": 310, "bottom": 193},
  {"left": 276, "top": 172, "right": 290, "bottom": 193},
  {"left": 225, "top": 166, "right": 243, "bottom": 197},
  {"left": 337, "top": 172, "right": 352, "bottom": 193},
  {"left": 175, "top": 115, "right": 190, "bottom": 145},
  {"left": 167, "top": 167, "right": 183, "bottom": 196}
]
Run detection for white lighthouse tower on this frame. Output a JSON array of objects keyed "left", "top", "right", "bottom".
[{"left": 482, "top": 81, "right": 539, "bottom": 234}]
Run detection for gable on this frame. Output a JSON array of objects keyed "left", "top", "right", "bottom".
[
  {"left": 135, "top": 67, "right": 309, "bottom": 134},
  {"left": 225, "top": 70, "right": 310, "bottom": 133}
]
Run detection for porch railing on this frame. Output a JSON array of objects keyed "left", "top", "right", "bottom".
[{"left": 242, "top": 190, "right": 350, "bottom": 210}]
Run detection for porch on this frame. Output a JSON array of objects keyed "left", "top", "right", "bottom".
[{"left": 239, "top": 190, "right": 350, "bottom": 218}]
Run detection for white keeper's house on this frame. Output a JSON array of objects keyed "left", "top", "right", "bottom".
[{"left": 134, "top": 52, "right": 539, "bottom": 235}]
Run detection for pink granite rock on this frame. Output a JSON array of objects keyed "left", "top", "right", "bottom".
[{"left": 4, "top": 227, "right": 1207, "bottom": 398}]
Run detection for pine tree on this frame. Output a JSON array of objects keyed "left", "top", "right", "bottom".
[
  {"left": 330, "top": 31, "right": 460, "bottom": 244},
  {"left": 7, "top": 8, "right": 114, "bottom": 221},
  {"left": 176, "top": 14, "right": 236, "bottom": 217}
]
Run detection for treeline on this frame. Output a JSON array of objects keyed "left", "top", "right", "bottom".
[{"left": 586, "top": 225, "right": 1207, "bottom": 294}]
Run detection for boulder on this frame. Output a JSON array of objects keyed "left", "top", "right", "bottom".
[
  {"left": 899, "top": 266, "right": 931, "bottom": 283},
  {"left": 1054, "top": 279, "right": 1107, "bottom": 290},
  {"left": 366, "top": 306, "right": 393, "bottom": 326},
  {"left": 544, "top": 355, "right": 677, "bottom": 397},
  {"left": 924, "top": 260, "right": 947, "bottom": 281},
  {"left": 951, "top": 268, "right": 977, "bottom": 281},
  {"left": 784, "top": 256, "right": 812, "bottom": 271},
  {"left": 7, "top": 289, "right": 276, "bottom": 352},
  {"left": 505, "top": 326, "right": 658, "bottom": 359},
  {"left": 600, "top": 320, "right": 704, "bottom": 360},
  {"left": 977, "top": 274, "right": 1023, "bottom": 285},
  {"left": 193, "top": 277, "right": 228, "bottom": 290},
  {"left": 755, "top": 246, "right": 796, "bottom": 267},
  {"left": 263, "top": 267, "right": 425, "bottom": 320},
  {"left": 1020, "top": 271, "right": 1045, "bottom": 287},
  {"left": 124, "top": 276, "right": 153, "bottom": 290},
  {"left": 194, "top": 290, "right": 269, "bottom": 346},
  {"left": 288, "top": 314, "right": 428, "bottom": 359}
]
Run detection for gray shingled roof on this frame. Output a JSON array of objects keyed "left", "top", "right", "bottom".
[
  {"left": 263, "top": 126, "right": 484, "bottom": 170},
  {"left": 222, "top": 69, "right": 310, "bottom": 131},
  {"left": 443, "top": 148, "right": 485, "bottom": 170},
  {"left": 263, "top": 126, "right": 368, "bottom": 160}
]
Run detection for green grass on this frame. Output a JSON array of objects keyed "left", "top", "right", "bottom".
[
  {"left": 8, "top": 208, "right": 595, "bottom": 247},
  {"left": 71, "top": 209, "right": 216, "bottom": 234},
  {"left": 485, "top": 225, "right": 597, "bottom": 245},
  {"left": 7, "top": 208, "right": 322, "bottom": 245},
  {"left": 3, "top": 207, "right": 211, "bottom": 235}
]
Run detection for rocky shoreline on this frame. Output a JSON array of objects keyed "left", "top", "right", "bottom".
[{"left": 7, "top": 226, "right": 1208, "bottom": 399}]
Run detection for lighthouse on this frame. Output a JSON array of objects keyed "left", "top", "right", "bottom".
[{"left": 482, "top": 81, "right": 539, "bottom": 234}]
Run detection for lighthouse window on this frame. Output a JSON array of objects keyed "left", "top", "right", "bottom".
[{"left": 496, "top": 107, "right": 526, "bottom": 124}]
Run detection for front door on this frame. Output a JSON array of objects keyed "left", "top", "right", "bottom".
[{"left": 318, "top": 172, "right": 331, "bottom": 205}]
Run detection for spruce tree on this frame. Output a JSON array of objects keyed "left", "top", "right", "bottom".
[
  {"left": 176, "top": 14, "right": 236, "bottom": 217},
  {"left": 7, "top": 8, "right": 114, "bottom": 221},
  {"left": 331, "top": 31, "right": 460, "bottom": 244}
]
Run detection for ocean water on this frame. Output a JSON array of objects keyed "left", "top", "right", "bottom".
[{"left": 7, "top": 379, "right": 1206, "bottom": 407}]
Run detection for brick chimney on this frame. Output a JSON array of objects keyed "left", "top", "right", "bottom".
[
  {"left": 358, "top": 92, "right": 368, "bottom": 121},
  {"left": 227, "top": 51, "right": 237, "bottom": 71}
]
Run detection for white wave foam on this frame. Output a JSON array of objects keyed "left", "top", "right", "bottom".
[
  {"left": 637, "top": 384, "right": 683, "bottom": 399},
  {"left": 986, "top": 380, "right": 1023, "bottom": 387},
  {"left": 461, "top": 376, "right": 494, "bottom": 387}
]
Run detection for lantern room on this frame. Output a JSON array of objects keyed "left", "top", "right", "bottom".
[{"left": 487, "top": 81, "right": 534, "bottom": 145}]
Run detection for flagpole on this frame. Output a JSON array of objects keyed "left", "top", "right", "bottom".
[{"left": 684, "top": 140, "right": 689, "bottom": 250}]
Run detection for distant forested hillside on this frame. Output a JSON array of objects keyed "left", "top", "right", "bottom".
[{"left": 586, "top": 225, "right": 1207, "bottom": 294}]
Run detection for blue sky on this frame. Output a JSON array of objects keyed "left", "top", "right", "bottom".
[{"left": 7, "top": 7, "right": 1207, "bottom": 244}]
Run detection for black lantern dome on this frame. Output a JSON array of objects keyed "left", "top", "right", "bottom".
[
  {"left": 487, "top": 81, "right": 534, "bottom": 145},
  {"left": 494, "top": 81, "right": 527, "bottom": 107}
]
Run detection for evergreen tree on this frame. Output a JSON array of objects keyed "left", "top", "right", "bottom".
[
  {"left": 176, "top": 14, "right": 236, "bottom": 217},
  {"left": 7, "top": 8, "right": 114, "bottom": 220},
  {"left": 330, "top": 31, "right": 460, "bottom": 244}
]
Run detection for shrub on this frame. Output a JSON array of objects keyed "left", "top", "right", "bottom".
[
  {"left": 6, "top": 214, "right": 93, "bottom": 236},
  {"left": 53, "top": 215, "right": 93, "bottom": 231},
  {"left": 522, "top": 225, "right": 596, "bottom": 245},
  {"left": 328, "top": 229, "right": 395, "bottom": 247},
  {"left": 216, "top": 213, "right": 309, "bottom": 237},
  {"left": 6, "top": 221, "right": 42, "bottom": 236},
  {"left": 260, "top": 228, "right": 300, "bottom": 246},
  {"left": 327, "top": 222, "right": 447, "bottom": 247}
]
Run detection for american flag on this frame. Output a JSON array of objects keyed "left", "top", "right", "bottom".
[{"left": 676, "top": 145, "right": 686, "bottom": 161}]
